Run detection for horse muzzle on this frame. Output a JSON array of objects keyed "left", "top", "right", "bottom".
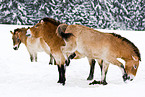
[
  {"left": 123, "top": 73, "right": 134, "bottom": 82},
  {"left": 13, "top": 45, "right": 19, "bottom": 50},
  {"left": 13, "top": 47, "right": 18, "bottom": 50}
]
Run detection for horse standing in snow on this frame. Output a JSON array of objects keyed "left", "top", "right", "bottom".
[
  {"left": 10, "top": 28, "right": 55, "bottom": 64},
  {"left": 26, "top": 17, "right": 104, "bottom": 85},
  {"left": 56, "top": 24, "right": 141, "bottom": 85}
]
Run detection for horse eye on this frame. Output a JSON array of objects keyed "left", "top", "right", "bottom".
[{"left": 133, "top": 65, "right": 137, "bottom": 69}]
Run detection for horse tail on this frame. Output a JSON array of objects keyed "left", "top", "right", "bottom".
[{"left": 57, "top": 24, "right": 74, "bottom": 40}]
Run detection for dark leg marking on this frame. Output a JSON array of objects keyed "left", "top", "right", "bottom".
[
  {"left": 65, "top": 53, "right": 76, "bottom": 66},
  {"left": 89, "top": 60, "right": 108, "bottom": 85},
  {"left": 87, "top": 59, "right": 96, "bottom": 80},
  {"left": 30, "top": 55, "right": 33, "bottom": 62},
  {"left": 57, "top": 65, "right": 61, "bottom": 83},
  {"left": 54, "top": 59, "right": 56, "bottom": 65},
  {"left": 99, "top": 60, "right": 103, "bottom": 72},
  {"left": 49, "top": 54, "right": 53, "bottom": 65},
  {"left": 120, "top": 64, "right": 130, "bottom": 82},
  {"left": 89, "top": 80, "right": 108, "bottom": 85},
  {"left": 35, "top": 54, "right": 37, "bottom": 62},
  {"left": 35, "top": 56, "right": 37, "bottom": 62},
  {"left": 57, "top": 65, "right": 66, "bottom": 85}
]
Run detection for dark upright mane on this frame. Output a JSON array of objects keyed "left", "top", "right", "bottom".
[
  {"left": 14, "top": 28, "right": 26, "bottom": 34},
  {"left": 110, "top": 33, "right": 141, "bottom": 61},
  {"left": 39, "top": 17, "right": 61, "bottom": 26},
  {"left": 14, "top": 28, "right": 20, "bottom": 34}
]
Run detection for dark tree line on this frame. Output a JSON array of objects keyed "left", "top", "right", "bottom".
[{"left": 0, "top": 0, "right": 144, "bottom": 30}]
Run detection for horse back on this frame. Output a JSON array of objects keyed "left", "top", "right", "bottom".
[{"left": 63, "top": 25, "right": 134, "bottom": 60}]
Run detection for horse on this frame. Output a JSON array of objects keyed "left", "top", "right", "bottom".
[
  {"left": 10, "top": 27, "right": 55, "bottom": 64},
  {"left": 56, "top": 24, "right": 141, "bottom": 85},
  {"left": 26, "top": 17, "right": 104, "bottom": 85}
]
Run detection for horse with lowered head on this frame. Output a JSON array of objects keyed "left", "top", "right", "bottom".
[
  {"left": 26, "top": 17, "right": 106, "bottom": 85},
  {"left": 56, "top": 24, "right": 141, "bottom": 85}
]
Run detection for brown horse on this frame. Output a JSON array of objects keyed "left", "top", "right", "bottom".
[
  {"left": 26, "top": 17, "right": 103, "bottom": 85},
  {"left": 26, "top": 18, "right": 67, "bottom": 85},
  {"left": 10, "top": 28, "right": 55, "bottom": 64},
  {"left": 56, "top": 24, "right": 141, "bottom": 85}
]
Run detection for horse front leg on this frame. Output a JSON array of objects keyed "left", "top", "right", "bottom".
[
  {"left": 106, "top": 58, "right": 128, "bottom": 82},
  {"left": 87, "top": 59, "right": 96, "bottom": 80},
  {"left": 57, "top": 65, "right": 66, "bottom": 85},
  {"left": 30, "top": 54, "right": 35, "bottom": 62},
  {"left": 99, "top": 61, "right": 109, "bottom": 85},
  {"left": 53, "top": 52, "right": 66, "bottom": 85},
  {"left": 35, "top": 53, "right": 37, "bottom": 62},
  {"left": 89, "top": 60, "right": 109, "bottom": 85}
]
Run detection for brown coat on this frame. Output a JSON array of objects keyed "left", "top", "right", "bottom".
[{"left": 57, "top": 24, "right": 141, "bottom": 82}]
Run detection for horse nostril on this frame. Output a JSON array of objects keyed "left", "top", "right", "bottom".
[
  {"left": 123, "top": 73, "right": 127, "bottom": 81},
  {"left": 13, "top": 47, "right": 18, "bottom": 50},
  {"left": 123, "top": 73, "right": 130, "bottom": 82}
]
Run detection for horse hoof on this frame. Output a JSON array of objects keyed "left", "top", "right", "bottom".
[
  {"left": 89, "top": 80, "right": 100, "bottom": 85},
  {"left": 87, "top": 76, "right": 93, "bottom": 80},
  {"left": 57, "top": 80, "right": 65, "bottom": 85},
  {"left": 102, "top": 81, "right": 108, "bottom": 85},
  {"left": 65, "top": 60, "right": 70, "bottom": 66},
  {"left": 58, "top": 81, "right": 65, "bottom": 85},
  {"left": 89, "top": 80, "right": 108, "bottom": 85},
  {"left": 49, "top": 62, "right": 53, "bottom": 65}
]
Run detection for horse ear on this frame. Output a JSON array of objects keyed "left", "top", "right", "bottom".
[
  {"left": 27, "top": 27, "right": 30, "bottom": 29},
  {"left": 132, "top": 56, "right": 138, "bottom": 61},
  {"left": 40, "top": 20, "right": 44, "bottom": 23},
  {"left": 10, "top": 31, "right": 14, "bottom": 34}
]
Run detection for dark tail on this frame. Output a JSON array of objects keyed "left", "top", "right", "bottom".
[{"left": 57, "top": 24, "right": 74, "bottom": 40}]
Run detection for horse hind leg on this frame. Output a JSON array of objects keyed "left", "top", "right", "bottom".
[
  {"left": 65, "top": 52, "right": 76, "bottom": 66},
  {"left": 52, "top": 52, "right": 66, "bottom": 85},
  {"left": 87, "top": 58, "right": 96, "bottom": 80},
  {"left": 57, "top": 65, "right": 66, "bottom": 85}
]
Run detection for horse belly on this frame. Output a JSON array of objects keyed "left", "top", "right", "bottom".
[
  {"left": 27, "top": 38, "right": 44, "bottom": 53},
  {"left": 40, "top": 39, "right": 51, "bottom": 55},
  {"left": 76, "top": 44, "right": 97, "bottom": 58},
  {"left": 77, "top": 39, "right": 110, "bottom": 60}
]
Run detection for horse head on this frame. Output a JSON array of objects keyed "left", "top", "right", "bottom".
[
  {"left": 10, "top": 30, "right": 21, "bottom": 50},
  {"left": 124, "top": 55, "right": 140, "bottom": 82}
]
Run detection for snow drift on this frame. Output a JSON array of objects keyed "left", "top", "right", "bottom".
[{"left": 0, "top": 24, "right": 145, "bottom": 97}]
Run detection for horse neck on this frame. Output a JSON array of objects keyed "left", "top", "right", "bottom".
[
  {"left": 19, "top": 32, "right": 27, "bottom": 44},
  {"left": 113, "top": 36, "right": 136, "bottom": 60}
]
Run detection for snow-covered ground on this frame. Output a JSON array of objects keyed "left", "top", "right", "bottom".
[{"left": 0, "top": 24, "right": 145, "bottom": 97}]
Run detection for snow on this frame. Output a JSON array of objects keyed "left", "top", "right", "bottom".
[{"left": 0, "top": 24, "right": 145, "bottom": 97}]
